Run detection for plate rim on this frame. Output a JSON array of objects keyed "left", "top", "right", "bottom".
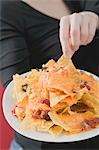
[{"left": 2, "top": 70, "right": 99, "bottom": 142}]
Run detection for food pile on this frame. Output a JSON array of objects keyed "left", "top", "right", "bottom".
[{"left": 12, "top": 55, "right": 99, "bottom": 135}]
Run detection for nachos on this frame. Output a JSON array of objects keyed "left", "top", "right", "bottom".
[{"left": 12, "top": 55, "right": 99, "bottom": 135}]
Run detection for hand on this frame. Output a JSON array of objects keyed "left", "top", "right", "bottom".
[{"left": 59, "top": 11, "right": 98, "bottom": 57}]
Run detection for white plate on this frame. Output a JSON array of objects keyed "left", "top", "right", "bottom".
[{"left": 2, "top": 70, "right": 99, "bottom": 142}]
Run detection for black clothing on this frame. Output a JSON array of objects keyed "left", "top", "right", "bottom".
[
  {"left": 0, "top": 0, "right": 99, "bottom": 149},
  {"left": 64, "top": 0, "right": 99, "bottom": 15}
]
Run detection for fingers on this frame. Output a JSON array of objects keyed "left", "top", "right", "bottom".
[
  {"left": 80, "top": 12, "right": 97, "bottom": 45},
  {"left": 86, "top": 21, "right": 97, "bottom": 44},
  {"left": 80, "top": 15, "right": 89, "bottom": 45},
  {"left": 60, "top": 16, "right": 74, "bottom": 58},
  {"left": 59, "top": 12, "right": 98, "bottom": 57},
  {"left": 70, "top": 13, "right": 81, "bottom": 51}
]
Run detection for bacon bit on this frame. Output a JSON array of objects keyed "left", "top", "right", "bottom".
[
  {"left": 12, "top": 105, "right": 18, "bottom": 117},
  {"left": 82, "top": 118, "right": 99, "bottom": 130},
  {"left": 12, "top": 104, "right": 26, "bottom": 119},
  {"left": 12, "top": 108, "right": 17, "bottom": 117},
  {"left": 80, "top": 84, "right": 86, "bottom": 89},
  {"left": 42, "top": 99, "right": 50, "bottom": 106},
  {"left": 43, "top": 114, "right": 51, "bottom": 121},
  {"left": 32, "top": 109, "right": 50, "bottom": 120},
  {"left": 80, "top": 81, "right": 91, "bottom": 90},
  {"left": 40, "top": 110, "right": 51, "bottom": 121},
  {"left": 85, "top": 84, "right": 91, "bottom": 90},
  {"left": 39, "top": 98, "right": 50, "bottom": 107},
  {"left": 81, "top": 121, "right": 89, "bottom": 131},
  {"left": 36, "top": 109, "right": 42, "bottom": 115},
  {"left": 32, "top": 110, "right": 41, "bottom": 119},
  {"left": 40, "top": 110, "right": 49, "bottom": 118}
]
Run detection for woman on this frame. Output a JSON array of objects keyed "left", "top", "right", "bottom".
[{"left": 0, "top": 0, "right": 99, "bottom": 149}]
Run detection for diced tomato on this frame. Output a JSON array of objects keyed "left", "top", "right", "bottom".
[
  {"left": 42, "top": 99, "right": 50, "bottom": 106},
  {"left": 12, "top": 108, "right": 17, "bottom": 117},
  {"left": 84, "top": 118, "right": 99, "bottom": 128},
  {"left": 12, "top": 105, "right": 25, "bottom": 119},
  {"left": 32, "top": 109, "right": 50, "bottom": 120},
  {"left": 32, "top": 110, "right": 42, "bottom": 119},
  {"left": 12, "top": 105, "right": 18, "bottom": 117},
  {"left": 80, "top": 81, "right": 91, "bottom": 90},
  {"left": 82, "top": 117, "right": 99, "bottom": 130},
  {"left": 38, "top": 98, "right": 50, "bottom": 106}
]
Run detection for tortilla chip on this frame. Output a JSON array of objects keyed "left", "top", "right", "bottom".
[
  {"left": 43, "top": 59, "right": 56, "bottom": 71},
  {"left": 47, "top": 71, "right": 78, "bottom": 95},
  {"left": 20, "top": 115, "right": 42, "bottom": 131},
  {"left": 57, "top": 55, "right": 76, "bottom": 72},
  {"left": 81, "top": 93, "right": 99, "bottom": 116},
  {"left": 13, "top": 74, "right": 27, "bottom": 102},
  {"left": 49, "top": 125, "right": 63, "bottom": 136},
  {"left": 27, "top": 69, "right": 40, "bottom": 82},
  {"left": 37, "top": 120, "right": 54, "bottom": 132},
  {"left": 80, "top": 72, "right": 99, "bottom": 99},
  {"left": 20, "top": 114, "right": 53, "bottom": 132},
  {"left": 49, "top": 91, "right": 67, "bottom": 107},
  {"left": 50, "top": 88, "right": 88, "bottom": 111},
  {"left": 49, "top": 111, "right": 71, "bottom": 131},
  {"left": 49, "top": 111, "right": 94, "bottom": 133}
]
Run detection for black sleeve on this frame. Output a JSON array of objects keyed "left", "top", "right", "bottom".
[
  {"left": 0, "top": 1, "right": 30, "bottom": 87},
  {"left": 80, "top": 0, "right": 99, "bottom": 16}
]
